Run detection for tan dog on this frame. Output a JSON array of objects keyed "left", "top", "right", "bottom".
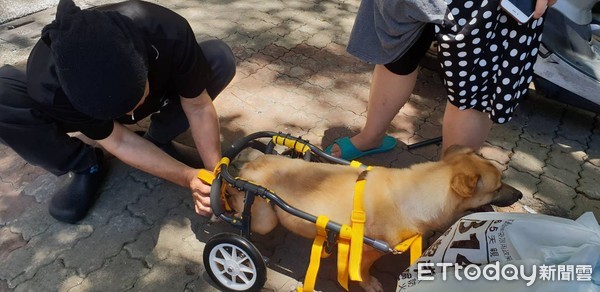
[{"left": 228, "top": 145, "right": 522, "bottom": 292}]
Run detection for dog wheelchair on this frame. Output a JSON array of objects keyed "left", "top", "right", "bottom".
[{"left": 198, "top": 131, "right": 423, "bottom": 292}]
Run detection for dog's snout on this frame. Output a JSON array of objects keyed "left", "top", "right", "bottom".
[
  {"left": 502, "top": 183, "right": 522, "bottom": 197},
  {"left": 491, "top": 183, "right": 523, "bottom": 207}
]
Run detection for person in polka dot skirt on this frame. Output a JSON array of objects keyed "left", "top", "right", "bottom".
[
  {"left": 327, "top": 0, "right": 556, "bottom": 160},
  {"left": 438, "top": 0, "right": 556, "bottom": 154}
]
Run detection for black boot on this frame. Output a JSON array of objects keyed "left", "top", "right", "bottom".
[{"left": 49, "top": 149, "right": 107, "bottom": 223}]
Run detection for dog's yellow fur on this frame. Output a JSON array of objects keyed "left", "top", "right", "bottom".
[{"left": 228, "top": 145, "right": 522, "bottom": 292}]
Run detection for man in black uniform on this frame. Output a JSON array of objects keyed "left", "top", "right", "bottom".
[{"left": 0, "top": 0, "right": 236, "bottom": 223}]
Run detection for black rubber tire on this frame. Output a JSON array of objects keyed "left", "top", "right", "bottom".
[{"left": 203, "top": 233, "right": 267, "bottom": 292}]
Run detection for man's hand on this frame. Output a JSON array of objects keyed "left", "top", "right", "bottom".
[
  {"left": 188, "top": 169, "right": 213, "bottom": 216},
  {"left": 534, "top": 0, "right": 557, "bottom": 19}
]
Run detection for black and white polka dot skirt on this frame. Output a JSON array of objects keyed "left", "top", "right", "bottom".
[{"left": 435, "top": 0, "right": 544, "bottom": 124}]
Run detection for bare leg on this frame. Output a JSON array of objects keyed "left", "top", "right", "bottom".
[
  {"left": 441, "top": 101, "right": 493, "bottom": 156},
  {"left": 330, "top": 64, "right": 418, "bottom": 157}
]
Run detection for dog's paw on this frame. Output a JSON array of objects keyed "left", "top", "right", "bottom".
[{"left": 359, "top": 276, "right": 384, "bottom": 292}]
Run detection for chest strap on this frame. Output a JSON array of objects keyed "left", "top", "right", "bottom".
[
  {"left": 298, "top": 215, "right": 330, "bottom": 292},
  {"left": 394, "top": 234, "right": 423, "bottom": 265}
]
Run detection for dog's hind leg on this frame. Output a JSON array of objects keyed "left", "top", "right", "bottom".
[
  {"left": 228, "top": 188, "right": 279, "bottom": 235},
  {"left": 249, "top": 198, "right": 279, "bottom": 235},
  {"left": 358, "top": 247, "right": 385, "bottom": 292}
]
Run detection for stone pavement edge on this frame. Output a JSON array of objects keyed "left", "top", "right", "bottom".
[{"left": 1, "top": 0, "right": 599, "bottom": 291}]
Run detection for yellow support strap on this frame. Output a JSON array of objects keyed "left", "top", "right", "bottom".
[
  {"left": 349, "top": 161, "right": 373, "bottom": 170},
  {"left": 196, "top": 169, "right": 215, "bottom": 184},
  {"left": 348, "top": 171, "right": 368, "bottom": 282},
  {"left": 197, "top": 157, "right": 230, "bottom": 184},
  {"left": 215, "top": 157, "right": 230, "bottom": 174},
  {"left": 336, "top": 224, "right": 352, "bottom": 291},
  {"left": 410, "top": 235, "right": 422, "bottom": 265},
  {"left": 197, "top": 157, "right": 234, "bottom": 212},
  {"left": 298, "top": 215, "right": 329, "bottom": 292},
  {"left": 273, "top": 135, "right": 310, "bottom": 154},
  {"left": 393, "top": 234, "right": 423, "bottom": 265}
]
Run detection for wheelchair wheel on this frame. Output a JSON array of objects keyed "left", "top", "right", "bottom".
[{"left": 203, "top": 233, "right": 267, "bottom": 291}]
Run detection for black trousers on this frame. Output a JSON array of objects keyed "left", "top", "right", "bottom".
[{"left": 0, "top": 39, "right": 235, "bottom": 176}]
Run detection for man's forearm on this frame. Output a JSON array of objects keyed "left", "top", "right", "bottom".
[
  {"left": 181, "top": 91, "right": 222, "bottom": 170},
  {"left": 97, "top": 122, "right": 196, "bottom": 188}
]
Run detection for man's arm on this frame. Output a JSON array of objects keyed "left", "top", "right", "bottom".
[
  {"left": 180, "top": 89, "right": 222, "bottom": 171},
  {"left": 96, "top": 122, "right": 213, "bottom": 215},
  {"left": 96, "top": 122, "right": 198, "bottom": 188},
  {"left": 180, "top": 89, "right": 222, "bottom": 216}
]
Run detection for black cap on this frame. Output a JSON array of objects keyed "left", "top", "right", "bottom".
[{"left": 41, "top": 0, "right": 148, "bottom": 120}]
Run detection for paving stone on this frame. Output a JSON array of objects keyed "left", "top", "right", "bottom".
[
  {"left": 0, "top": 182, "right": 34, "bottom": 225},
  {"left": 20, "top": 173, "right": 58, "bottom": 203},
  {"left": 183, "top": 277, "right": 223, "bottom": 292},
  {"left": 127, "top": 183, "right": 185, "bottom": 225},
  {"left": 81, "top": 179, "right": 146, "bottom": 226},
  {"left": 129, "top": 252, "right": 202, "bottom": 291},
  {"left": 557, "top": 106, "right": 595, "bottom": 146},
  {"left": 8, "top": 199, "right": 55, "bottom": 240},
  {"left": 487, "top": 121, "right": 522, "bottom": 151},
  {"left": 123, "top": 224, "right": 160, "bottom": 267},
  {"left": 503, "top": 166, "right": 541, "bottom": 199},
  {"left": 259, "top": 269, "right": 301, "bottom": 292},
  {"left": 70, "top": 250, "right": 148, "bottom": 292},
  {"left": 60, "top": 214, "right": 148, "bottom": 275},
  {"left": 534, "top": 175, "right": 577, "bottom": 212},
  {"left": 518, "top": 196, "right": 571, "bottom": 218},
  {"left": 304, "top": 31, "right": 332, "bottom": 49},
  {"left": 508, "top": 139, "right": 549, "bottom": 178},
  {"left": 479, "top": 145, "right": 511, "bottom": 167},
  {"left": 586, "top": 118, "right": 600, "bottom": 166},
  {"left": 130, "top": 214, "right": 204, "bottom": 291},
  {"left": 519, "top": 98, "right": 562, "bottom": 146},
  {"left": 0, "top": 227, "right": 26, "bottom": 262},
  {"left": 1, "top": 223, "right": 93, "bottom": 288},
  {"left": 546, "top": 140, "right": 586, "bottom": 176},
  {"left": 406, "top": 137, "right": 441, "bottom": 162},
  {"left": 577, "top": 161, "right": 600, "bottom": 200},
  {"left": 570, "top": 194, "right": 600, "bottom": 219},
  {"left": 13, "top": 259, "right": 83, "bottom": 292},
  {"left": 541, "top": 163, "right": 580, "bottom": 189}
]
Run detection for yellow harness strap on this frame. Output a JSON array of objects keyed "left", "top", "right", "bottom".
[
  {"left": 394, "top": 234, "right": 423, "bottom": 265},
  {"left": 336, "top": 224, "right": 352, "bottom": 290},
  {"left": 196, "top": 169, "right": 215, "bottom": 184},
  {"left": 348, "top": 170, "right": 369, "bottom": 282},
  {"left": 298, "top": 215, "right": 330, "bottom": 292},
  {"left": 197, "top": 157, "right": 234, "bottom": 212}
]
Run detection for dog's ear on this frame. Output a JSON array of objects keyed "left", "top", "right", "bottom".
[
  {"left": 443, "top": 145, "right": 475, "bottom": 160},
  {"left": 451, "top": 172, "right": 480, "bottom": 197}
]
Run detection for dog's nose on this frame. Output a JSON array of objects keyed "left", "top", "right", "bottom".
[
  {"left": 501, "top": 183, "right": 523, "bottom": 198},
  {"left": 510, "top": 184, "right": 523, "bottom": 199},
  {"left": 492, "top": 183, "right": 523, "bottom": 207}
]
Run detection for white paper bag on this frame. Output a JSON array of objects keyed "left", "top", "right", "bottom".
[{"left": 397, "top": 212, "right": 600, "bottom": 292}]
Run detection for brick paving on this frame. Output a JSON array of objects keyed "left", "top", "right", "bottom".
[{"left": 0, "top": 0, "right": 599, "bottom": 291}]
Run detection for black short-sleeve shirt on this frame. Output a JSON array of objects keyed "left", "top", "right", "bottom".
[{"left": 26, "top": 0, "right": 211, "bottom": 140}]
